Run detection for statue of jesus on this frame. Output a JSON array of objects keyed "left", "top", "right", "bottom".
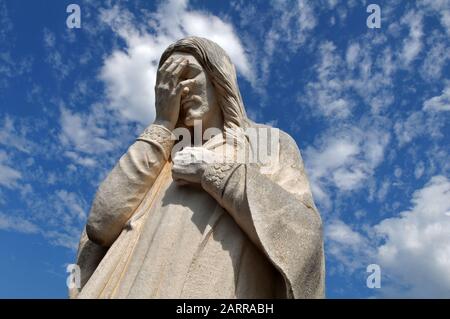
[{"left": 71, "top": 37, "right": 325, "bottom": 299}]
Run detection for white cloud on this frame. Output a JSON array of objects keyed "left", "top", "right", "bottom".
[
  {"left": 0, "top": 2, "right": 34, "bottom": 90},
  {"left": 375, "top": 175, "right": 450, "bottom": 297},
  {"left": 297, "top": 0, "right": 317, "bottom": 33},
  {"left": 257, "top": 0, "right": 316, "bottom": 86},
  {"left": 302, "top": 37, "right": 396, "bottom": 118},
  {"left": 15, "top": 187, "right": 89, "bottom": 250},
  {"left": 55, "top": 190, "right": 87, "bottom": 221},
  {"left": 304, "top": 126, "right": 390, "bottom": 208},
  {"left": 63, "top": 151, "right": 97, "bottom": 168},
  {"left": 420, "top": 37, "right": 449, "bottom": 81},
  {"left": 59, "top": 106, "right": 115, "bottom": 155},
  {"left": 345, "top": 43, "right": 360, "bottom": 68},
  {"left": 0, "top": 163, "right": 21, "bottom": 189},
  {"left": 325, "top": 219, "right": 372, "bottom": 273},
  {"left": 377, "top": 180, "right": 390, "bottom": 202},
  {"left": 43, "top": 230, "right": 79, "bottom": 250},
  {"left": 394, "top": 110, "right": 446, "bottom": 146},
  {"left": 0, "top": 151, "right": 21, "bottom": 189},
  {"left": 43, "top": 28, "right": 55, "bottom": 48},
  {"left": 303, "top": 41, "right": 353, "bottom": 118},
  {"left": 415, "top": 161, "right": 425, "bottom": 179},
  {"left": 99, "top": 0, "right": 252, "bottom": 124},
  {"left": 41, "top": 28, "right": 73, "bottom": 79},
  {"left": 442, "top": 9, "right": 450, "bottom": 35},
  {"left": 327, "top": 219, "right": 364, "bottom": 247},
  {"left": 423, "top": 85, "right": 450, "bottom": 112},
  {"left": 400, "top": 10, "right": 423, "bottom": 66},
  {"left": 420, "top": 0, "right": 450, "bottom": 36},
  {"left": 0, "top": 115, "right": 35, "bottom": 153},
  {"left": 0, "top": 212, "right": 39, "bottom": 234},
  {"left": 0, "top": 1, "right": 12, "bottom": 43}
]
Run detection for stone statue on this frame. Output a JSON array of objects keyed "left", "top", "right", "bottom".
[{"left": 70, "top": 37, "right": 325, "bottom": 299}]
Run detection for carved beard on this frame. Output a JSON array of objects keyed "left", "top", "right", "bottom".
[{"left": 180, "top": 99, "right": 210, "bottom": 127}]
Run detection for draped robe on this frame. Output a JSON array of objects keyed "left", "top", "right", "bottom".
[{"left": 71, "top": 124, "right": 325, "bottom": 299}]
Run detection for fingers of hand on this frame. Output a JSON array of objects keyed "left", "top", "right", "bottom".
[
  {"left": 175, "top": 147, "right": 217, "bottom": 164},
  {"left": 157, "top": 57, "right": 181, "bottom": 83},
  {"left": 166, "top": 57, "right": 185, "bottom": 74},
  {"left": 182, "top": 87, "right": 190, "bottom": 96},
  {"left": 159, "top": 57, "right": 174, "bottom": 72},
  {"left": 172, "top": 163, "right": 196, "bottom": 181},
  {"left": 158, "top": 58, "right": 190, "bottom": 95},
  {"left": 172, "top": 59, "right": 189, "bottom": 77},
  {"left": 172, "top": 166, "right": 196, "bottom": 185},
  {"left": 176, "top": 147, "right": 198, "bottom": 158},
  {"left": 177, "top": 79, "right": 196, "bottom": 95},
  {"left": 173, "top": 151, "right": 193, "bottom": 166},
  {"left": 171, "top": 166, "right": 186, "bottom": 183}
]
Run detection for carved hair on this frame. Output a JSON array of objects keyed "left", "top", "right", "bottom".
[{"left": 159, "top": 36, "right": 251, "bottom": 130}]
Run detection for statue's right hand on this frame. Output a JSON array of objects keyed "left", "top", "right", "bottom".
[{"left": 154, "top": 57, "right": 195, "bottom": 131}]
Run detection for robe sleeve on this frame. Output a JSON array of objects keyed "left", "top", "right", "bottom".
[
  {"left": 201, "top": 131, "right": 325, "bottom": 299},
  {"left": 69, "top": 124, "right": 175, "bottom": 298},
  {"left": 69, "top": 226, "right": 108, "bottom": 298},
  {"left": 85, "top": 124, "right": 175, "bottom": 247}
]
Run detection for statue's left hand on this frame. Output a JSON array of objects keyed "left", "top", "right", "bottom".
[{"left": 172, "top": 147, "right": 218, "bottom": 185}]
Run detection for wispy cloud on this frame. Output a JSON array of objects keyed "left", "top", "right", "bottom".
[
  {"left": 420, "top": 33, "right": 450, "bottom": 81},
  {"left": 0, "top": 116, "right": 36, "bottom": 154},
  {"left": 419, "top": 0, "right": 450, "bottom": 36},
  {"left": 15, "top": 187, "right": 90, "bottom": 250},
  {"left": 42, "top": 28, "right": 74, "bottom": 79},
  {"left": 325, "top": 219, "right": 372, "bottom": 274},
  {"left": 59, "top": 105, "right": 115, "bottom": 155},
  {"left": 301, "top": 34, "right": 396, "bottom": 120},
  {"left": 399, "top": 10, "right": 424, "bottom": 67},
  {"left": 302, "top": 41, "right": 353, "bottom": 118},
  {"left": 305, "top": 124, "right": 390, "bottom": 209},
  {"left": 0, "top": 212, "right": 39, "bottom": 234},
  {"left": 394, "top": 110, "right": 446, "bottom": 146},
  {"left": 260, "top": 0, "right": 316, "bottom": 81},
  {"left": 423, "top": 84, "right": 450, "bottom": 112},
  {"left": 0, "top": 151, "right": 22, "bottom": 189},
  {"left": 231, "top": 0, "right": 317, "bottom": 97}
]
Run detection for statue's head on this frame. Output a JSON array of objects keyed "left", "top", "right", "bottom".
[{"left": 159, "top": 36, "right": 250, "bottom": 130}]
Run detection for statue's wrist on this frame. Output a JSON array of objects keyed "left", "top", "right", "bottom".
[
  {"left": 153, "top": 118, "right": 175, "bottom": 132},
  {"left": 201, "top": 162, "right": 239, "bottom": 199},
  {"left": 136, "top": 124, "right": 176, "bottom": 160}
]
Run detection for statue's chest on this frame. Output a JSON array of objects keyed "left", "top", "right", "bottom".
[{"left": 155, "top": 177, "right": 219, "bottom": 227}]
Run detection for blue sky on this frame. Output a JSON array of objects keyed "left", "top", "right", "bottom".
[{"left": 0, "top": 0, "right": 449, "bottom": 298}]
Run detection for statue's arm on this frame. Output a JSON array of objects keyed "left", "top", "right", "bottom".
[
  {"left": 201, "top": 132, "right": 319, "bottom": 248},
  {"left": 201, "top": 162, "right": 262, "bottom": 247},
  {"left": 86, "top": 124, "right": 174, "bottom": 247},
  {"left": 201, "top": 132, "right": 324, "bottom": 298}
]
